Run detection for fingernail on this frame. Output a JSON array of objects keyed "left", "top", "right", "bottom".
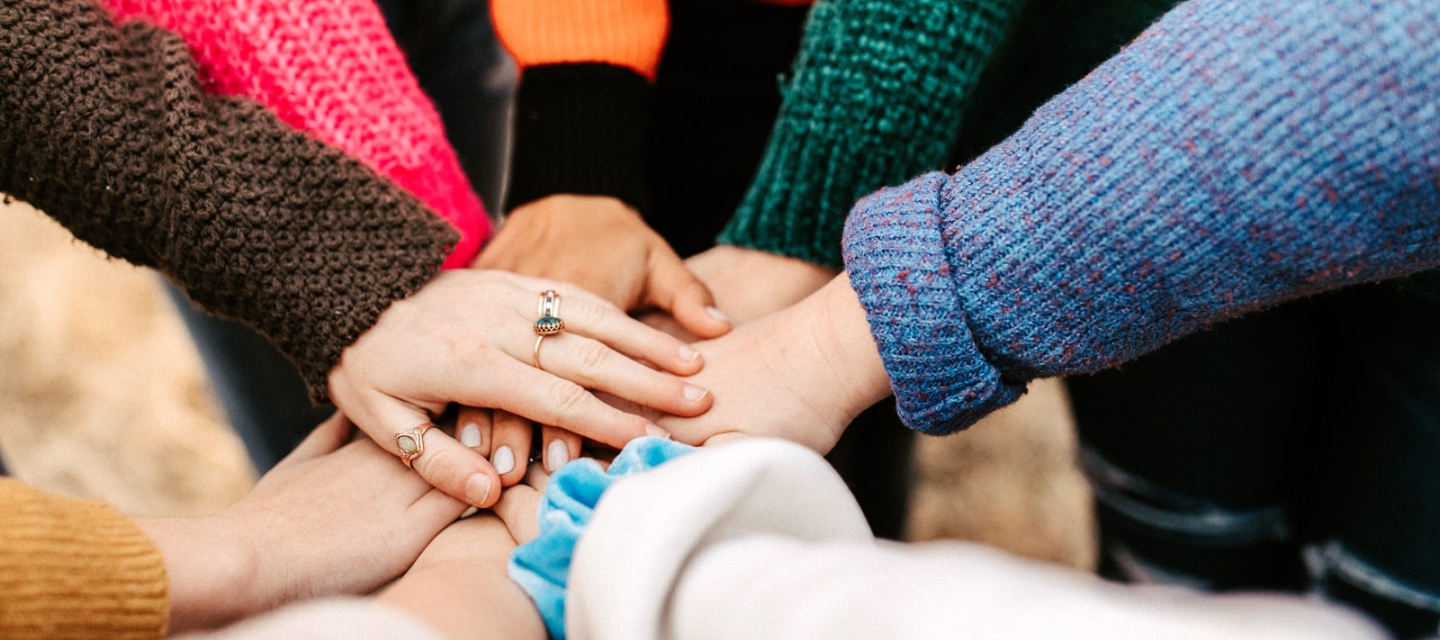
[
  {"left": 460, "top": 423, "right": 482, "bottom": 448},
  {"left": 465, "top": 473, "right": 492, "bottom": 507},
  {"left": 679, "top": 344, "right": 701, "bottom": 362},
  {"left": 645, "top": 424, "right": 672, "bottom": 440},
  {"left": 546, "top": 440, "right": 570, "bottom": 472},
  {"left": 493, "top": 445, "right": 515, "bottom": 475},
  {"left": 460, "top": 506, "right": 479, "bottom": 519},
  {"left": 683, "top": 384, "right": 708, "bottom": 402},
  {"left": 706, "top": 306, "right": 730, "bottom": 323}
]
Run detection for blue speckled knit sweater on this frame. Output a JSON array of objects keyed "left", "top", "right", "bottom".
[{"left": 842, "top": 0, "right": 1440, "bottom": 435}]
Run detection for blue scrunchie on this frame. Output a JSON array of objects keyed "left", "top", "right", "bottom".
[{"left": 508, "top": 436, "right": 695, "bottom": 639}]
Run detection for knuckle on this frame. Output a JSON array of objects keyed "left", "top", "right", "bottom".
[
  {"left": 417, "top": 445, "right": 476, "bottom": 491},
  {"left": 573, "top": 298, "right": 607, "bottom": 328},
  {"left": 548, "top": 382, "right": 592, "bottom": 420},
  {"left": 574, "top": 340, "right": 610, "bottom": 378}
]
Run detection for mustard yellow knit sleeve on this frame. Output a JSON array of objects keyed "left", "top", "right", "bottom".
[{"left": 0, "top": 479, "right": 169, "bottom": 640}]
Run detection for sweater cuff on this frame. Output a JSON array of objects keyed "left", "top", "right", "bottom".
[
  {"left": 841, "top": 172, "right": 1026, "bottom": 434},
  {"left": 506, "top": 64, "right": 652, "bottom": 214},
  {"left": 0, "top": 480, "right": 169, "bottom": 639},
  {"left": 508, "top": 437, "right": 694, "bottom": 640},
  {"left": 718, "top": 0, "right": 1022, "bottom": 270}
]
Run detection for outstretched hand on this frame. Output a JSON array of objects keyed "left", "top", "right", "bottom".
[
  {"left": 378, "top": 512, "right": 546, "bottom": 640},
  {"left": 653, "top": 275, "right": 893, "bottom": 453},
  {"left": 476, "top": 195, "right": 731, "bottom": 338},
  {"left": 139, "top": 414, "right": 469, "bottom": 633},
  {"left": 327, "top": 269, "right": 712, "bottom": 508}
]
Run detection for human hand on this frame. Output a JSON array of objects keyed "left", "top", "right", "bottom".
[
  {"left": 491, "top": 464, "right": 552, "bottom": 546},
  {"left": 378, "top": 514, "right": 545, "bottom": 640},
  {"left": 137, "top": 414, "right": 468, "bottom": 633},
  {"left": 327, "top": 269, "right": 712, "bottom": 508},
  {"left": 685, "top": 245, "right": 839, "bottom": 325},
  {"left": 476, "top": 195, "right": 731, "bottom": 339},
  {"left": 654, "top": 275, "right": 893, "bottom": 453},
  {"left": 638, "top": 245, "right": 839, "bottom": 342},
  {"left": 451, "top": 406, "right": 576, "bottom": 489}
]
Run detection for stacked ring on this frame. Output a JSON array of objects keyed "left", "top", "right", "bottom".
[{"left": 533, "top": 290, "right": 564, "bottom": 370}]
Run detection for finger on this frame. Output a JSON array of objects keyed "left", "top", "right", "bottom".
[
  {"left": 534, "top": 333, "right": 713, "bottom": 417},
  {"left": 279, "top": 411, "right": 353, "bottom": 464},
  {"left": 456, "top": 406, "right": 492, "bottom": 453},
  {"left": 541, "top": 426, "right": 582, "bottom": 473},
  {"left": 541, "top": 285, "right": 705, "bottom": 376},
  {"left": 644, "top": 250, "right": 731, "bottom": 340},
  {"left": 477, "top": 361, "right": 671, "bottom": 449},
  {"left": 702, "top": 431, "right": 749, "bottom": 447},
  {"left": 492, "top": 483, "right": 543, "bottom": 545},
  {"left": 407, "top": 487, "right": 469, "bottom": 529},
  {"left": 367, "top": 401, "right": 501, "bottom": 509},
  {"left": 490, "top": 410, "right": 533, "bottom": 487},
  {"left": 522, "top": 462, "right": 551, "bottom": 493}
]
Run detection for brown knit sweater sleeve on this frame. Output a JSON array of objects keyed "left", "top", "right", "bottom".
[
  {"left": 0, "top": 0, "right": 458, "bottom": 400},
  {"left": 0, "top": 479, "right": 169, "bottom": 640}
]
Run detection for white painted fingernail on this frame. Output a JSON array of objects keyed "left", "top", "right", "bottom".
[
  {"left": 645, "top": 424, "right": 672, "bottom": 440},
  {"left": 679, "top": 344, "right": 701, "bottom": 362},
  {"left": 706, "top": 306, "right": 730, "bottom": 322},
  {"left": 460, "top": 506, "right": 479, "bottom": 519},
  {"left": 465, "top": 473, "right": 492, "bottom": 507},
  {"left": 546, "top": 440, "right": 570, "bottom": 472},
  {"left": 460, "top": 423, "right": 482, "bottom": 448},
  {"left": 683, "top": 384, "right": 708, "bottom": 402},
  {"left": 493, "top": 446, "right": 515, "bottom": 475}
]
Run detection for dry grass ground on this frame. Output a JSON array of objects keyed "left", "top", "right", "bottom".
[
  {"left": 0, "top": 197, "right": 1094, "bottom": 567},
  {"left": 0, "top": 200, "right": 253, "bottom": 517}
]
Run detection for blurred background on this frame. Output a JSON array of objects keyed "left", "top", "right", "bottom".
[{"left": 0, "top": 195, "right": 1094, "bottom": 568}]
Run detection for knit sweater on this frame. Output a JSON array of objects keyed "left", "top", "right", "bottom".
[
  {"left": 0, "top": 480, "right": 169, "bottom": 639},
  {"left": 491, "top": 0, "right": 812, "bottom": 220},
  {"left": 100, "top": 0, "right": 491, "bottom": 268},
  {"left": 0, "top": 0, "right": 457, "bottom": 400},
  {"left": 717, "top": 0, "right": 1024, "bottom": 269},
  {"left": 842, "top": 0, "right": 1440, "bottom": 434}
]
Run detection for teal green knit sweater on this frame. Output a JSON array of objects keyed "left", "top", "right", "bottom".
[{"left": 717, "top": 0, "right": 1024, "bottom": 269}]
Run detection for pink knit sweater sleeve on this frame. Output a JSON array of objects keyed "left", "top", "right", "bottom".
[{"left": 102, "top": 0, "right": 492, "bottom": 268}]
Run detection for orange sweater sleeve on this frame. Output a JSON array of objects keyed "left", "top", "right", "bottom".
[
  {"left": 0, "top": 480, "right": 169, "bottom": 640},
  {"left": 491, "top": 0, "right": 669, "bottom": 80}
]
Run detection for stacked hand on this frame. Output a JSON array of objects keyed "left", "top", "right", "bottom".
[
  {"left": 327, "top": 269, "right": 714, "bottom": 508},
  {"left": 138, "top": 414, "right": 469, "bottom": 633},
  {"left": 459, "top": 195, "right": 730, "bottom": 482}
]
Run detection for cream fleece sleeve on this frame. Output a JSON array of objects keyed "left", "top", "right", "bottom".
[{"left": 568, "top": 439, "right": 1385, "bottom": 640}]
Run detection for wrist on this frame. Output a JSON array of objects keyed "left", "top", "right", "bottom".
[
  {"left": 809, "top": 274, "right": 892, "bottom": 422},
  {"left": 135, "top": 516, "right": 260, "bottom": 633}
]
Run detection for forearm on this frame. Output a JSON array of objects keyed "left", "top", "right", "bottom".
[
  {"left": 843, "top": 0, "right": 1440, "bottom": 433},
  {"left": 719, "top": 0, "right": 1024, "bottom": 269},
  {"left": 0, "top": 0, "right": 456, "bottom": 400},
  {"left": 134, "top": 518, "right": 256, "bottom": 634}
]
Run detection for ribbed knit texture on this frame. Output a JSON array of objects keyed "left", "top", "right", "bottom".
[
  {"left": 843, "top": 0, "right": 1440, "bottom": 434},
  {"left": 491, "top": 0, "right": 669, "bottom": 80},
  {"left": 102, "top": 0, "right": 491, "bottom": 268},
  {"left": 719, "top": 0, "right": 1023, "bottom": 269},
  {"left": 0, "top": 480, "right": 168, "bottom": 640},
  {"left": 0, "top": 0, "right": 458, "bottom": 401},
  {"left": 506, "top": 64, "right": 653, "bottom": 214}
]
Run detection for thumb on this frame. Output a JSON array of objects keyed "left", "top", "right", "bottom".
[
  {"left": 277, "top": 411, "right": 353, "bottom": 465},
  {"left": 645, "top": 250, "right": 731, "bottom": 339},
  {"left": 363, "top": 398, "right": 504, "bottom": 509}
]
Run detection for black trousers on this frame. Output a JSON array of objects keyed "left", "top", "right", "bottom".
[{"left": 1070, "top": 283, "right": 1440, "bottom": 638}]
